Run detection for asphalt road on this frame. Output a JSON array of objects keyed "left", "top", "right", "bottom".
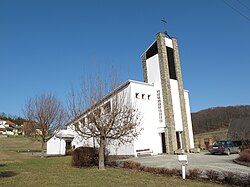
[{"left": 129, "top": 152, "right": 250, "bottom": 175}]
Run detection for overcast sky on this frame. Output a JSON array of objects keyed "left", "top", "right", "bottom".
[{"left": 0, "top": 0, "right": 250, "bottom": 116}]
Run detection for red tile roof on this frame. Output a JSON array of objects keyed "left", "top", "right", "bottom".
[{"left": 5, "top": 120, "right": 16, "bottom": 128}]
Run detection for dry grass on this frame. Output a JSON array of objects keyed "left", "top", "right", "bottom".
[
  {"left": 0, "top": 136, "right": 41, "bottom": 152},
  {"left": 0, "top": 136, "right": 41, "bottom": 163},
  {"left": 0, "top": 137, "right": 221, "bottom": 186},
  {"left": 0, "top": 156, "right": 221, "bottom": 187}
]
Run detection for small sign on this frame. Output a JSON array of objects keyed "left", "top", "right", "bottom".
[
  {"left": 177, "top": 154, "right": 188, "bottom": 180},
  {"left": 178, "top": 155, "right": 187, "bottom": 163}
]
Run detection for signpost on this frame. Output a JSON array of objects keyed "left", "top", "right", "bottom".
[{"left": 178, "top": 154, "right": 188, "bottom": 180}]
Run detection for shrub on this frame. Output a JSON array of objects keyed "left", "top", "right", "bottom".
[
  {"left": 122, "top": 160, "right": 141, "bottom": 170},
  {"left": 206, "top": 170, "right": 220, "bottom": 182},
  {"left": 237, "top": 149, "right": 250, "bottom": 162},
  {"left": 106, "top": 160, "right": 117, "bottom": 167},
  {"left": 72, "top": 147, "right": 99, "bottom": 167},
  {"left": 187, "top": 169, "right": 201, "bottom": 180},
  {"left": 110, "top": 160, "right": 250, "bottom": 186},
  {"left": 120, "top": 161, "right": 181, "bottom": 177},
  {"left": 240, "top": 140, "right": 250, "bottom": 150},
  {"left": 143, "top": 166, "right": 156, "bottom": 174},
  {"left": 222, "top": 172, "right": 237, "bottom": 185},
  {"left": 0, "top": 164, "right": 6, "bottom": 167}
]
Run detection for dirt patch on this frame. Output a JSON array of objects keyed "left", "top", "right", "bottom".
[{"left": 0, "top": 171, "right": 18, "bottom": 178}]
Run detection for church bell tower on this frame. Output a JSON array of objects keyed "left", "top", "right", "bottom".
[{"left": 141, "top": 32, "right": 191, "bottom": 153}]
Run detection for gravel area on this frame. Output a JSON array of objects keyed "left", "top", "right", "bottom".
[{"left": 129, "top": 152, "right": 250, "bottom": 175}]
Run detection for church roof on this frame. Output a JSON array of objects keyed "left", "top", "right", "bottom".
[{"left": 55, "top": 129, "right": 75, "bottom": 139}]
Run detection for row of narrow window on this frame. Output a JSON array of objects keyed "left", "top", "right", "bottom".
[
  {"left": 157, "top": 90, "right": 163, "bottom": 122},
  {"left": 135, "top": 93, "right": 151, "bottom": 100}
]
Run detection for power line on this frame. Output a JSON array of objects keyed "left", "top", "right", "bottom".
[
  {"left": 236, "top": 0, "right": 250, "bottom": 11},
  {"left": 222, "top": 0, "right": 250, "bottom": 22}
]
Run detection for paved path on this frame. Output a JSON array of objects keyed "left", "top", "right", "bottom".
[{"left": 129, "top": 152, "right": 250, "bottom": 175}]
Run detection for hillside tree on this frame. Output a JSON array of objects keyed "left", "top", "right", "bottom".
[{"left": 23, "top": 93, "right": 67, "bottom": 157}]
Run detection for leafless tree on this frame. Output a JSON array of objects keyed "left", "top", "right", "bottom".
[
  {"left": 228, "top": 125, "right": 250, "bottom": 149},
  {"left": 22, "top": 120, "right": 38, "bottom": 137},
  {"left": 68, "top": 74, "right": 141, "bottom": 169},
  {"left": 23, "top": 93, "right": 67, "bottom": 157}
]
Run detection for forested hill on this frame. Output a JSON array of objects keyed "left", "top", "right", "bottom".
[{"left": 191, "top": 105, "right": 250, "bottom": 134}]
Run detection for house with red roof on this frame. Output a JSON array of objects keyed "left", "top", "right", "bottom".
[{"left": 0, "top": 119, "right": 22, "bottom": 136}]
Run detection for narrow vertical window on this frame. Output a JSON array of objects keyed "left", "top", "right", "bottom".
[
  {"left": 166, "top": 47, "right": 177, "bottom": 80},
  {"left": 148, "top": 95, "right": 151, "bottom": 100},
  {"left": 142, "top": 94, "right": 145, "bottom": 99},
  {"left": 157, "top": 90, "right": 163, "bottom": 122},
  {"left": 146, "top": 41, "right": 158, "bottom": 59}
]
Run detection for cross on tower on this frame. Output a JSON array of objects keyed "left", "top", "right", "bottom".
[{"left": 161, "top": 18, "right": 171, "bottom": 38}]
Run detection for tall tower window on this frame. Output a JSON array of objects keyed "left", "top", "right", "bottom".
[
  {"left": 166, "top": 47, "right": 177, "bottom": 80},
  {"left": 146, "top": 41, "right": 158, "bottom": 59}
]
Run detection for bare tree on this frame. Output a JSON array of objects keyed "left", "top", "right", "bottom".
[
  {"left": 68, "top": 75, "right": 141, "bottom": 169},
  {"left": 228, "top": 123, "right": 250, "bottom": 149},
  {"left": 22, "top": 120, "right": 38, "bottom": 137},
  {"left": 23, "top": 93, "right": 67, "bottom": 157}
]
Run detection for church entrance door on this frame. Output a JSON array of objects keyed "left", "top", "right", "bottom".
[{"left": 161, "top": 133, "right": 167, "bottom": 153}]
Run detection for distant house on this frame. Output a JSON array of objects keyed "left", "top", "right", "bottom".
[
  {"left": 0, "top": 120, "right": 6, "bottom": 135},
  {"left": 228, "top": 117, "right": 250, "bottom": 141},
  {"left": 0, "top": 120, "right": 22, "bottom": 136}
]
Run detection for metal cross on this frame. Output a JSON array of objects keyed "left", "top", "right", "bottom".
[
  {"left": 161, "top": 18, "right": 171, "bottom": 38},
  {"left": 161, "top": 18, "right": 167, "bottom": 31}
]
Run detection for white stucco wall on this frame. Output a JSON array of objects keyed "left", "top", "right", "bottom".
[
  {"left": 130, "top": 81, "right": 163, "bottom": 155},
  {"left": 146, "top": 54, "right": 161, "bottom": 87},
  {"left": 165, "top": 37, "right": 173, "bottom": 48},
  {"left": 66, "top": 125, "right": 94, "bottom": 148},
  {"left": 184, "top": 91, "right": 195, "bottom": 149},
  {"left": 107, "top": 141, "right": 134, "bottom": 156},
  {"left": 63, "top": 80, "right": 194, "bottom": 156},
  {"left": 66, "top": 85, "right": 135, "bottom": 156},
  {"left": 47, "top": 136, "right": 66, "bottom": 155},
  {"left": 145, "top": 54, "right": 166, "bottom": 128},
  {"left": 70, "top": 81, "right": 164, "bottom": 156},
  {"left": 71, "top": 135, "right": 89, "bottom": 148},
  {"left": 170, "top": 79, "right": 183, "bottom": 132}
]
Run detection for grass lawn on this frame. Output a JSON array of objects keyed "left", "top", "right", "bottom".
[
  {"left": 0, "top": 136, "right": 41, "bottom": 163},
  {"left": 0, "top": 136, "right": 222, "bottom": 187}
]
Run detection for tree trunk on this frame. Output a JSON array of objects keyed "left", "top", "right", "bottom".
[
  {"left": 98, "top": 136, "right": 106, "bottom": 170},
  {"left": 41, "top": 141, "right": 45, "bottom": 158}
]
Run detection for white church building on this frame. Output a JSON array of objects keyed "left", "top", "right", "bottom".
[{"left": 47, "top": 32, "right": 195, "bottom": 156}]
